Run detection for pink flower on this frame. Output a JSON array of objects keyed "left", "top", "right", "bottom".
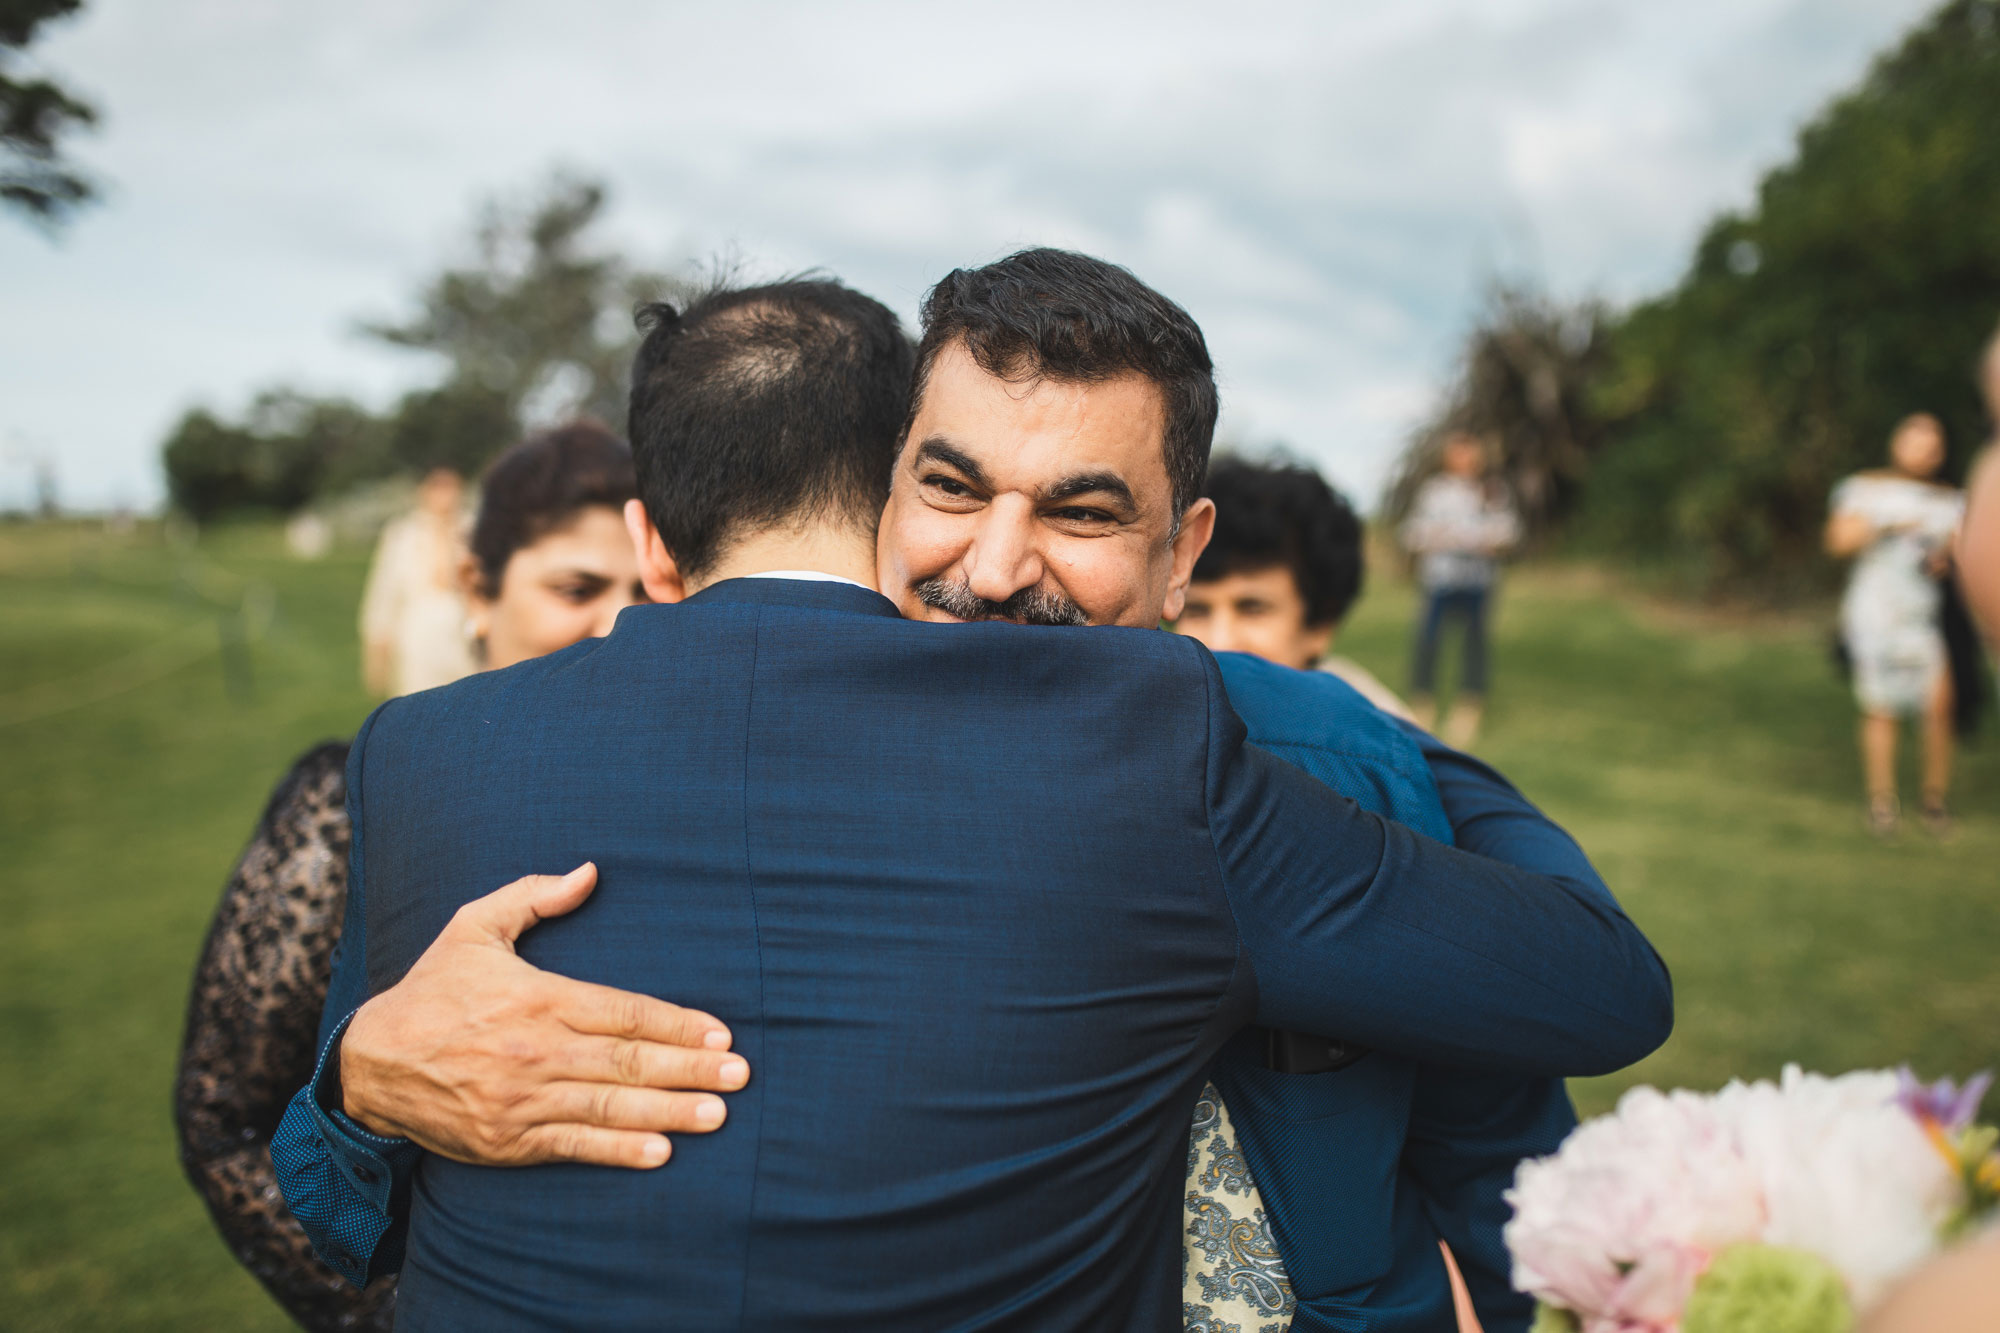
[
  {"left": 1505, "top": 1086, "right": 1763, "bottom": 1329},
  {"left": 1506, "top": 1068, "right": 1965, "bottom": 1325}
]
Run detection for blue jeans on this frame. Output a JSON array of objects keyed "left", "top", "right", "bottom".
[{"left": 1411, "top": 586, "right": 1490, "bottom": 697}]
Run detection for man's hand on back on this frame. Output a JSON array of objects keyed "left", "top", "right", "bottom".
[{"left": 337, "top": 863, "right": 749, "bottom": 1169}]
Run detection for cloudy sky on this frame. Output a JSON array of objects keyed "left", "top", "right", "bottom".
[{"left": 1, "top": 0, "right": 1937, "bottom": 511}]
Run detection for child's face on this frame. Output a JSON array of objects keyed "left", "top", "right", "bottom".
[
  {"left": 1173, "top": 564, "right": 1335, "bottom": 671},
  {"left": 1442, "top": 436, "right": 1487, "bottom": 478}
]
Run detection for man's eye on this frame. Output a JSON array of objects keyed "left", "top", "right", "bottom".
[
  {"left": 924, "top": 474, "right": 972, "bottom": 497},
  {"left": 1049, "top": 507, "right": 1113, "bottom": 524}
]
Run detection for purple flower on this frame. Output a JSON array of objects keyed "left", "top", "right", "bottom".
[{"left": 1895, "top": 1068, "right": 1993, "bottom": 1132}]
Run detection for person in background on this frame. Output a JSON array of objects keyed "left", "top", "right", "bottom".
[
  {"left": 358, "top": 466, "right": 477, "bottom": 697},
  {"left": 1825, "top": 412, "right": 1964, "bottom": 836},
  {"left": 1958, "top": 321, "right": 2000, "bottom": 643},
  {"left": 172, "top": 422, "right": 712, "bottom": 1332},
  {"left": 1175, "top": 453, "right": 1416, "bottom": 721},
  {"left": 1401, "top": 430, "right": 1521, "bottom": 746}
]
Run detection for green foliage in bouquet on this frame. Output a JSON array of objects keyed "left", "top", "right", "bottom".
[
  {"left": 1681, "top": 1245, "right": 1853, "bottom": 1333},
  {"left": 1529, "top": 1303, "right": 1581, "bottom": 1333},
  {"left": 1939, "top": 1120, "right": 2000, "bottom": 1240}
]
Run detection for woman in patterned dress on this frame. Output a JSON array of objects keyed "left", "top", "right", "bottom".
[
  {"left": 1825, "top": 413, "right": 1964, "bottom": 835},
  {"left": 173, "top": 421, "right": 646, "bottom": 1330}
]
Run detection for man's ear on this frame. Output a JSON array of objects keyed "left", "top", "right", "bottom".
[
  {"left": 1159, "top": 496, "right": 1216, "bottom": 623},
  {"left": 625, "top": 499, "right": 687, "bottom": 604}
]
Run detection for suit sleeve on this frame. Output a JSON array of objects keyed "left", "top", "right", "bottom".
[
  {"left": 270, "top": 705, "right": 420, "bottom": 1288},
  {"left": 1197, "top": 643, "right": 1673, "bottom": 1077},
  {"left": 1398, "top": 725, "right": 1645, "bottom": 1331}
]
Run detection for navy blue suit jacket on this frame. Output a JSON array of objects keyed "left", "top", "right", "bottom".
[
  {"left": 1213, "top": 653, "right": 1590, "bottom": 1332},
  {"left": 344, "top": 579, "right": 1667, "bottom": 1331}
]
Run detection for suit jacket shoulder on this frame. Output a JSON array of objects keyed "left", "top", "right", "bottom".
[{"left": 1212, "top": 651, "right": 1452, "bottom": 844}]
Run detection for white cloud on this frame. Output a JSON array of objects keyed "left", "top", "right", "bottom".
[{"left": 0, "top": 0, "right": 1936, "bottom": 510}]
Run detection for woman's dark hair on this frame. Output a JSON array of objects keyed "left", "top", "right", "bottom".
[
  {"left": 1195, "top": 454, "right": 1365, "bottom": 628},
  {"left": 468, "top": 419, "right": 637, "bottom": 597},
  {"left": 910, "top": 248, "right": 1218, "bottom": 526}
]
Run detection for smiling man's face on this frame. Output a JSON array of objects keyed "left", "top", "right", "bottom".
[{"left": 877, "top": 340, "right": 1216, "bottom": 628}]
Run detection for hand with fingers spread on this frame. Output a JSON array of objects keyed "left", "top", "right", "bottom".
[{"left": 337, "top": 863, "right": 749, "bottom": 1169}]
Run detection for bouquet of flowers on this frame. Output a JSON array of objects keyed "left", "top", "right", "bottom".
[{"left": 1504, "top": 1066, "right": 1999, "bottom": 1333}]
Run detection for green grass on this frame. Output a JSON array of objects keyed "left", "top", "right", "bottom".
[
  {"left": 1335, "top": 564, "right": 2000, "bottom": 1114},
  {"left": 1, "top": 520, "right": 1995, "bottom": 1328},
  {"left": 0, "top": 520, "right": 375, "bottom": 1330}
]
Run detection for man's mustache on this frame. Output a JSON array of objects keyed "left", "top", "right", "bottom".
[{"left": 914, "top": 575, "right": 1090, "bottom": 627}]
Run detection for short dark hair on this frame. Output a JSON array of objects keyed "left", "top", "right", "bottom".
[
  {"left": 469, "top": 419, "right": 636, "bottom": 598},
  {"left": 1193, "top": 454, "right": 1365, "bottom": 628},
  {"left": 628, "top": 279, "right": 915, "bottom": 578},
  {"left": 910, "top": 248, "right": 1217, "bottom": 525}
]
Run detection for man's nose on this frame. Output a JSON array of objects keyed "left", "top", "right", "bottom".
[{"left": 960, "top": 497, "right": 1045, "bottom": 604}]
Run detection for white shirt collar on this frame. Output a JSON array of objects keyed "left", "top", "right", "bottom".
[{"left": 738, "top": 569, "right": 874, "bottom": 591}]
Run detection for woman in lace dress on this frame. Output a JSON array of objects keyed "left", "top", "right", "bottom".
[
  {"left": 174, "top": 421, "right": 646, "bottom": 1330},
  {"left": 1825, "top": 413, "right": 1964, "bottom": 835}
]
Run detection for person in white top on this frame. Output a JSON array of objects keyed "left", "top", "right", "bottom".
[
  {"left": 358, "top": 467, "right": 478, "bottom": 698},
  {"left": 1174, "top": 454, "right": 1417, "bottom": 721},
  {"left": 1399, "top": 432, "right": 1521, "bottom": 747},
  {"left": 1825, "top": 413, "right": 1964, "bottom": 835}
]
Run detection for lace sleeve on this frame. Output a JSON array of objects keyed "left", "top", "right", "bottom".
[{"left": 174, "top": 742, "right": 396, "bottom": 1331}]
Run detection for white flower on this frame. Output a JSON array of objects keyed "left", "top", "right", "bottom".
[{"left": 1714, "top": 1066, "right": 1958, "bottom": 1306}]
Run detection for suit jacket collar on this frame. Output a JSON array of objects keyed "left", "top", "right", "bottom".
[{"left": 683, "top": 576, "right": 903, "bottom": 619}]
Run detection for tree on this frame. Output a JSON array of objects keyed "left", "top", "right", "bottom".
[
  {"left": 384, "top": 381, "right": 517, "bottom": 478},
  {"left": 159, "top": 172, "right": 689, "bottom": 521},
  {"left": 1578, "top": 0, "right": 2000, "bottom": 593},
  {"left": 1383, "top": 283, "right": 1609, "bottom": 544},
  {"left": 363, "top": 171, "right": 694, "bottom": 436},
  {"left": 162, "top": 392, "right": 385, "bottom": 522},
  {"left": 2, "top": 0, "right": 97, "bottom": 228}
]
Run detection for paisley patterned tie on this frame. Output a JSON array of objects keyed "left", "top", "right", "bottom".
[{"left": 1183, "top": 1082, "right": 1295, "bottom": 1333}]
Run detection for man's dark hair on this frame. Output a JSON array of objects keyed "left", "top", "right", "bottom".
[
  {"left": 911, "top": 248, "right": 1217, "bottom": 526},
  {"left": 469, "top": 418, "right": 636, "bottom": 598},
  {"left": 1194, "top": 454, "right": 1365, "bottom": 628},
  {"left": 628, "top": 278, "right": 915, "bottom": 578}
]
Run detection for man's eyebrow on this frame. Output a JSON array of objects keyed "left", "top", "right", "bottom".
[
  {"left": 1041, "top": 471, "right": 1137, "bottom": 514},
  {"left": 912, "top": 438, "right": 990, "bottom": 489}
]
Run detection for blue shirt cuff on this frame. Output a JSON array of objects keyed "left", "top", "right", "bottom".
[
  {"left": 269, "top": 1009, "right": 422, "bottom": 1287},
  {"left": 308, "top": 1010, "right": 423, "bottom": 1203}
]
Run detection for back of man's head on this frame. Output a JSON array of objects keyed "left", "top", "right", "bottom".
[
  {"left": 629, "top": 279, "right": 915, "bottom": 578},
  {"left": 1196, "top": 455, "right": 1365, "bottom": 628},
  {"left": 910, "top": 248, "right": 1217, "bottom": 526}
]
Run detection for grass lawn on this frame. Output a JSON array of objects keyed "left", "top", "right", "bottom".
[{"left": 1, "top": 518, "right": 1995, "bottom": 1328}]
